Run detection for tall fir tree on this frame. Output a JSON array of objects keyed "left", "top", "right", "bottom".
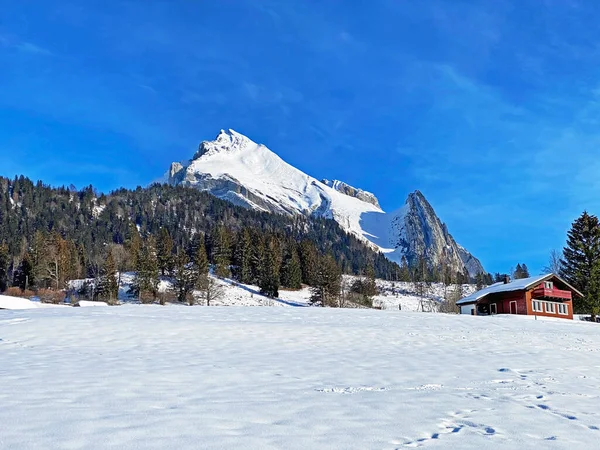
[
  {"left": 298, "top": 240, "right": 319, "bottom": 285},
  {"left": 14, "top": 253, "right": 33, "bottom": 291},
  {"left": 310, "top": 254, "right": 342, "bottom": 306},
  {"left": 232, "top": 228, "right": 253, "bottom": 284},
  {"left": 475, "top": 272, "right": 485, "bottom": 290},
  {"left": 156, "top": 227, "right": 174, "bottom": 276},
  {"left": 561, "top": 211, "right": 600, "bottom": 317},
  {"left": 194, "top": 239, "right": 209, "bottom": 291},
  {"left": 280, "top": 243, "right": 302, "bottom": 289},
  {"left": 172, "top": 249, "right": 197, "bottom": 304},
  {"left": 250, "top": 232, "right": 265, "bottom": 285},
  {"left": 210, "top": 225, "right": 231, "bottom": 278},
  {"left": 0, "top": 241, "right": 9, "bottom": 292},
  {"left": 125, "top": 222, "right": 142, "bottom": 270},
  {"left": 133, "top": 236, "right": 159, "bottom": 302},
  {"left": 259, "top": 238, "right": 280, "bottom": 298},
  {"left": 97, "top": 250, "right": 119, "bottom": 303},
  {"left": 399, "top": 256, "right": 411, "bottom": 282}
]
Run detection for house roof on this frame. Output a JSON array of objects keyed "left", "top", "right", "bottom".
[{"left": 456, "top": 273, "right": 583, "bottom": 305}]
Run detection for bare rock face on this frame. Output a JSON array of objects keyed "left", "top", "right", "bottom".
[
  {"left": 321, "top": 179, "right": 380, "bottom": 208},
  {"left": 164, "top": 130, "right": 485, "bottom": 278},
  {"left": 457, "top": 245, "right": 486, "bottom": 278},
  {"left": 392, "top": 191, "right": 483, "bottom": 277},
  {"left": 168, "top": 162, "right": 185, "bottom": 184}
]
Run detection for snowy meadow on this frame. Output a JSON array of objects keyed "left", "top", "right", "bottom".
[{"left": 1, "top": 306, "right": 599, "bottom": 449}]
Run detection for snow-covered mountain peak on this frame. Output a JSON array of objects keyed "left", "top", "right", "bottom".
[{"left": 193, "top": 129, "right": 258, "bottom": 160}]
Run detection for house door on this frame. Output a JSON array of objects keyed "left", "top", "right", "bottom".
[{"left": 510, "top": 301, "right": 517, "bottom": 314}]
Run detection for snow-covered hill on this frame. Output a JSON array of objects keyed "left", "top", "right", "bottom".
[{"left": 165, "top": 129, "right": 484, "bottom": 277}]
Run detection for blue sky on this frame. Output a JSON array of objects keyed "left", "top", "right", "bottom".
[{"left": 1, "top": 0, "right": 599, "bottom": 274}]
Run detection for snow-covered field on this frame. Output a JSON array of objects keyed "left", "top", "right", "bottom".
[{"left": 1, "top": 307, "right": 599, "bottom": 449}]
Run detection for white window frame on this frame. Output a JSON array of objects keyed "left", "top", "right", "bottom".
[
  {"left": 490, "top": 303, "right": 497, "bottom": 315},
  {"left": 544, "top": 281, "right": 553, "bottom": 289},
  {"left": 545, "top": 302, "right": 555, "bottom": 314},
  {"left": 558, "top": 303, "right": 569, "bottom": 315},
  {"left": 532, "top": 300, "right": 543, "bottom": 312}
]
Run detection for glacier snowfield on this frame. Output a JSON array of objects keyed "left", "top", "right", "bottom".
[{"left": 1, "top": 307, "right": 600, "bottom": 449}]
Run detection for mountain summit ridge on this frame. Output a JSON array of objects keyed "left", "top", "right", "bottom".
[{"left": 166, "top": 129, "right": 484, "bottom": 277}]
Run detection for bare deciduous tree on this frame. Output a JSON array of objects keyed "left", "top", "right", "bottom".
[
  {"left": 543, "top": 249, "right": 563, "bottom": 275},
  {"left": 197, "top": 276, "right": 225, "bottom": 306}
]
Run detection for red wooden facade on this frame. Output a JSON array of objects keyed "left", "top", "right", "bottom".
[{"left": 460, "top": 275, "right": 580, "bottom": 321}]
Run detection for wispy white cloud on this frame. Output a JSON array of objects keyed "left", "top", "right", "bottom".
[
  {"left": 0, "top": 33, "right": 53, "bottom": 56},
  {"left": 15, "top": 42, "right": 53, "bottom": 56}
]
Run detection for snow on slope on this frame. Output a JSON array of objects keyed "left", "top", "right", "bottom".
[{"left": 1, "top": 307, "right": 600, "bottom": 449}]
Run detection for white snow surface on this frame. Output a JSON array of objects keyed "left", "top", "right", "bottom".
[
  {"left": 0, "top": 295, "right": 63, "bottom": 310},
  {"left": 1, "top": 307, "right": 600, "bottom": 449}
]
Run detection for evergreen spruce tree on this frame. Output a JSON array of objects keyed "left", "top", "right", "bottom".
[
  {"left": 97, "top": 250, "right": 119, "bottom": 303},
  {"left": 194, "top": 239, "right": 209, "bottom": 292},
  {"left": 513, "top": 263, "right": 530, "bottom": 279},
  {"left": 364, "top": 265, "right": 378, "bottom": 297},
  {"left": 29, "top": 230, "right": 47, "bottom": 288},
  {"left": 299, "top": 240, "right": 319, "bottom": 285},
  {"left": 172, "top": 249, "right": 197, "bottom": 304},
  {"left": 125, "top": 222, "right": 142, "bottom": 270},
  {"left": 259, "top": 238, "right": 280, "bottom": 298},
  {"left": 157, "top": 227, "right": 174, "bottom": 276},
  {"left": 280, "top": 243, "right": 302, "bottom": 289},
  {"left": 413, "top": 254, "right": 431, "bottom": 298},
  {"left": 232, "top": 228, "right": 253, "bottom": 284},
  {"left": 399, "top": 256, "right": 411, "bottom": 282},
  {"left": 250, "top": 232, "right": 265, "bottom": 285},
  {"left": 475, "top": 272, "right": 485, "bottom": 290},
  {"left": 0, "top": 242, "right": 9, "bottom": 292},
  {"left": 134, "top": 236, "right": 159, "bottom": 303},
  {"left": 310, "top": 254, "right": 341, "bottom": 306},
  {"left": 561, "top": 211, "right": 600, "bottom": 317},
  {"left": 210, "top": 225, "right": 231, "bottom": 278}
]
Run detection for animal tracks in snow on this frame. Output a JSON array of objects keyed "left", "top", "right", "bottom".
[
  {"left": 315, "top": 386, "right": 387, "bottom": 394},
  {"left": 396, "top": 409, "right": 498, "bottom": 448},
  {"left": 526, "top": 402, "right": 600, "bottom": 430},
  {"left": 0, "top": 317, "right": 31, "bottom": 325}
]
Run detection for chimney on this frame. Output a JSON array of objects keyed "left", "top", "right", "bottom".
[{"left": 504, "top": 275, "right": 510, "bottom": 284}]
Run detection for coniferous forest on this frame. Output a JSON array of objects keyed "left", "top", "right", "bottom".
[{"left": 0, "top": 175, "right": 408, "bottom": 303}]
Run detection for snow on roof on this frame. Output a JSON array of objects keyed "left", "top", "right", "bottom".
[{"left": 457, "top": 274, "right": 551, "bottom": 305}]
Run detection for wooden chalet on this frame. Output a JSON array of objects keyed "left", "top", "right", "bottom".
[{"left": 457, "top": 274, "right": 582, "bottom": 320}]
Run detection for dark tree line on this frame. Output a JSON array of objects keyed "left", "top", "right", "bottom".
[{"left": 0, "top": 176, "right": 406, "bottom": 301}]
